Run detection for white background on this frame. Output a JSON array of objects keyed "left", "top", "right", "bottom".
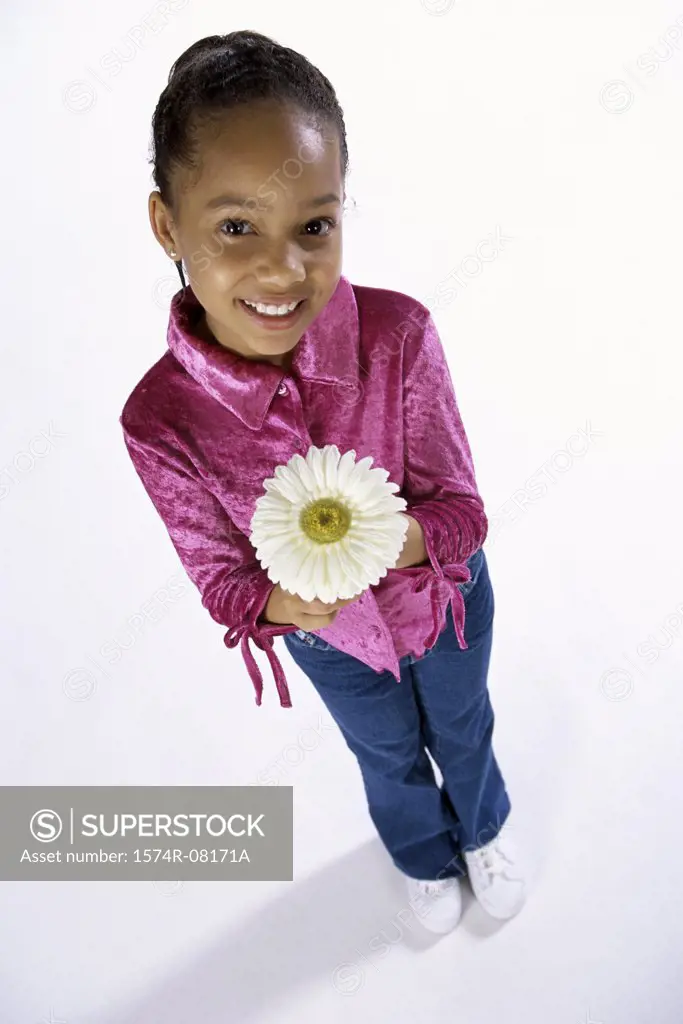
[{"left": 1, "top": 0, "right": 682, "bottom": 1021}]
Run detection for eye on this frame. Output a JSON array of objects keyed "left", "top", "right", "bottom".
[
  {"left": 218, "top": 219, "right": 254, "bottom": 237},
  {"left": 217, "top": 216, "right": 338, "bottom": 240},
  {"left": 303, "top": 217, "right": 337, "bottom": 236}
]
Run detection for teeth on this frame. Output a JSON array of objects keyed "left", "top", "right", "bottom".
[{"left": 243, "top": 299, "right": 301, "bottom": 316}]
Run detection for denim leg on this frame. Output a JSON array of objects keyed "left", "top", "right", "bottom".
[
  {"left": 410, "top": 547, "right": 511, "bottom": 854},
  {"left": 283, "top": 632, "right": 463, "bottom": 880}
]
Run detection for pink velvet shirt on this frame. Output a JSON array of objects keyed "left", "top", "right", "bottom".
[{"left": 120, "top": 275, "right": 488, "bottom": 708}]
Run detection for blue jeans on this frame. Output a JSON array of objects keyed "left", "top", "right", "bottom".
[{"left": 283, "top": 546, "right": 511, "bottom": 881}]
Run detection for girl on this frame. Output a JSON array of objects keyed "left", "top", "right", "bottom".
[{"left": 120, "top": 29, "right": 525, "bottom": 935}]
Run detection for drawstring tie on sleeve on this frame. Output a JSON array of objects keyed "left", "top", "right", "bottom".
[
  {"left": 223, "top": 624, "right": 293, "bottom": 708},
  {"left": 406, "top": 560, "right": 472, "bottom": 651}
]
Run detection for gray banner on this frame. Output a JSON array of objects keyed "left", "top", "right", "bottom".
[{"left": 0, "top": 786, "right": 293, "bottom": 880}]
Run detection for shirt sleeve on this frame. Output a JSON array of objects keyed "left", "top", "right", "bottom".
[
  {"left": 401, "top": 308, "right": 488, "bottom": 571},
  {"left": 120, "top": 425, "right": 281, "bottom": 638}
]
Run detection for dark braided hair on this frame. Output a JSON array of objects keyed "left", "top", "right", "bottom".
[{"left": 149, "top": 30, "right": 349, "bottom": 287}]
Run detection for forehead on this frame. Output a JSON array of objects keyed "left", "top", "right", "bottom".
[{"left": 178, "top": 101, "right": 343, "bottom": 215}]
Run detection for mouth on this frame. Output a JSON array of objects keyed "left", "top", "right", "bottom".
[{"left": 237, "top": 297, "right": 308, "bottom": 331}]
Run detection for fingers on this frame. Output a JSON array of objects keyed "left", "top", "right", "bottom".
[
  {"left": 290, "top": 591, "right": 365, "bottom": 631},
  {"left": 295, "top": 609, "right": 339, "bottom": 631},
  {"left": 301, "top": 594, "right": 360, "bottom": 614},
  {"left": 301, "top": 598, "right": 343, "bottom": 615}
]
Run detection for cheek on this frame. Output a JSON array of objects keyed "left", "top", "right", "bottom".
[
  {"left": 311, "top": 240, "right": 343, "bottom": 278},
  {"left": 187, "top": 244, "right": 244, "bottom": 290},
  {"left": 187, "top": 232, "right": 342, "bottom": 288},
  {"left": 181, "top": 224, "right": 230, "bottom": 265},
  {"left": 207, "top": 264, "right": 243, "bottom": 293}
]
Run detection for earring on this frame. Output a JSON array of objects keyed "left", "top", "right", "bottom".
[{"left": 168, "top": 248, "right": 178, "bottom": 259}]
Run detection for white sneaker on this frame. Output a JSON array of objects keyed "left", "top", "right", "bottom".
[
  {"left": 406, "top": 875, "right": 463, "bottom": 934},
  {"left": 464, "top": 826, "right": 526, "bottom": 920}
]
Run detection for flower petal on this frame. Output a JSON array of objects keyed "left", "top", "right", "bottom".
[
  {"left": 254, "top": 527, "right": 301, "bottom": 559},
  {"left": 344, "top": 454, "right": 376, "bottom": 496},
  {"left": 273, "top": 464, "right": 310, "bottom": 506},
  {"left": 312, "top": 549, "right": 329, "bottom": 602},
  {"left": 322, "top": 444, "right": 341, "bottom": 492},
  {"left": 292, "top": 542, "right": 319, "bottom": 601},
  {"left": 335, "top": 449, "right": 358, "bottom": 496},
  {"left": 351, "top": 478, "right": 397, "bottom": 512},
  {"left": 335, "top": 539, "right": 371, "bottom": 592},
  {"left": 293, "top": 452, "right": 320, "bottom": 496},
  {"left": 304, "top": 446, "right": 321, "bottom": 490}
]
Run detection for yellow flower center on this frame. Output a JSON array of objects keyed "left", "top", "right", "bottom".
[{"left": 300, "top": 498, "right": 351, "bottom": 544}]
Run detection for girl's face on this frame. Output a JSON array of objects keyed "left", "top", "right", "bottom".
[{"left": 150, "top": 100, "right": 345, "bottom": 368}]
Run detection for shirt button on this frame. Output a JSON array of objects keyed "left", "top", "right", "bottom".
[{"left": 277, "top": 382, "right": 288, "bottom": 396}]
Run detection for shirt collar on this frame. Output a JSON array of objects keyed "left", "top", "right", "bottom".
[{"left": 166, "top": 275, "right": 360, "bottom": 431}]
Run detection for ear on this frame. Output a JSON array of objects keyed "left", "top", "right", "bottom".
[{"left": 148, "top": 190, "right": 178, "bottom": 255}]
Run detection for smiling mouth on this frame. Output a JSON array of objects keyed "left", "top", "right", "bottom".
[{"left": 237, "top": 297, "right": 307, "bottom": 330}]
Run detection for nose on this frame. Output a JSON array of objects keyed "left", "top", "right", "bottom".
[{"left": 253, "top": 238, "right": 306, "bottom": 289}]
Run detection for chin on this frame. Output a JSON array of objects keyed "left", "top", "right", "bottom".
[{"left": 251, "top": 334, "right": 301, "bottom": 353}]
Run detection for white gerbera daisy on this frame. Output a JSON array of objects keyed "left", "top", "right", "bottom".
[{"left": 249, "top": 445, "right": 409, "bottom": 604}]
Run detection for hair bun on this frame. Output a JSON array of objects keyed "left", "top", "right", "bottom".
[
  {"left": 168, "top": 35, "right": 225, "bottom": 80},
  {"left": 169, "top": 31, "right": 278, "bottom": 82},
  {"left": 226, "top": 30, "right": 277, "bottom": 49}
]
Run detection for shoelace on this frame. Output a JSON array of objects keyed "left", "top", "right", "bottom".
[
  {"left": 416, "top": 879, "right": 456, "bottom": 897},
  {"left": 471, "top": 837, "right": 513, "bottom": 882}
]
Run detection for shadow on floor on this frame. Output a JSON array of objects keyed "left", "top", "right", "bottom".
[{"left": 91, "top": 836, "right": 508, "bottom": 1023}]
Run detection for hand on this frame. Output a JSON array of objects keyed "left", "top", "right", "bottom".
[
  {"left": 260, "top": 514, "right": 426, "bottom": 627},
  {"left": 393, "top": 513, "right": 428, "bottom": 569},
  {"left": 260, "top": 583, "right": 363, "bottom": 630}
]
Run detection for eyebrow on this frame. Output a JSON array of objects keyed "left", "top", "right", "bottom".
[{"left": 204, "top": 192, "right": 341, "bottom": 211}]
